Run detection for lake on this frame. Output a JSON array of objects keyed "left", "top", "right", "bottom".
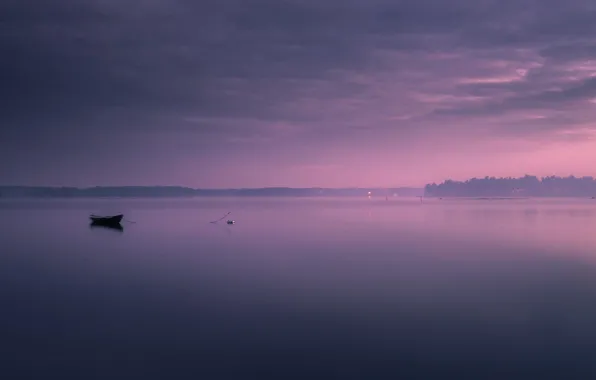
[{"left": 2, "top": 197, "right": 596, "bottom": 379}]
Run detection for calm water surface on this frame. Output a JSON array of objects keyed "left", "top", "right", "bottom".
[{"left": 2, "top": 197, "right": 596, "bottom": 379}]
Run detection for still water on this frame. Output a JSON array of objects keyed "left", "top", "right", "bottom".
[{"left": 2, "top": 197, "right": 596, "bottom": 379}]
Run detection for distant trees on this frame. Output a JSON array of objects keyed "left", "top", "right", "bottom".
[{"left": 424, "top": 175, "right": 596, "bottom": 197}]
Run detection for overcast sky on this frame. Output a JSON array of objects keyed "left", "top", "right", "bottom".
[{"left": 2, "top": 0, "right": 596, "bottom": 187}]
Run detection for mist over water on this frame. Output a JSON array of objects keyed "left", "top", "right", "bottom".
[{"left": 2, "top": 197, "right": 596, "bottom": 379}]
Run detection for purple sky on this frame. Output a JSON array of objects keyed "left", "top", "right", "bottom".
[{"left": 2, "top": 0, "right": 596, "bottom": 187}]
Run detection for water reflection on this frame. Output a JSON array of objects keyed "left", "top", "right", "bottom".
[
  {"left": 209, "top": 221, "right": 232, "bottom": 236},
  {"left": 89, "top": 221, "right": 124, "bottom": 232},
  {"left": 3, "top": 198, "right": 596, "bottom": 378}
]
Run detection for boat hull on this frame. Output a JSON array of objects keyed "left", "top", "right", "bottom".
[{"left": 89, "top": 214, "right": 124, "bottom": 225}]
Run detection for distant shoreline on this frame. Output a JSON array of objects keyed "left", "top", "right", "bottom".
[
  {"left": 3, "top": 177, "right": 596, "bottom": 198},
  {"left": 0, "top": 186, "right": 424, "bottom": 198},
  {"left": 425, "top": 175, "right": 596, "bottom": 198}
]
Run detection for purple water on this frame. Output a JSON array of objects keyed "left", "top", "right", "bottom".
[{"left": 2, "top": 197, "right": 596, "bottom": 379}]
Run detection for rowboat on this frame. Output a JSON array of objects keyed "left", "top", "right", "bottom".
[{"left": 90, "top": 214, "right": 124, "bottom": 225}]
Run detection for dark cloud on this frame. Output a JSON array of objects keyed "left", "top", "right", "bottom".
[
  {"left": 435, "top": 74, "right": 596, "bottom": 117},
  {"left": 539, "top": 42, "right": 596, "bottom": 63},
  {"left": 2, "top": 0, "right": 595, "bottom": 123}
]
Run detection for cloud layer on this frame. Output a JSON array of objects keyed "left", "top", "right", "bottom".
[{"left": 2, "top": 0, "right": 596, "bottom": 186}]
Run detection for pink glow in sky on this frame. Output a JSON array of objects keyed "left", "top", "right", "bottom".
[{"left": 2, "top": 0, "right": 596, "bottom": 187}]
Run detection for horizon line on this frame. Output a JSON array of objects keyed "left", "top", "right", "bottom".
[
  {"left": 2, "top": 173, "right": 595, "bottom": 189},
  {"left": 0, "top": 185, "right": 424, "bottom": 190}
]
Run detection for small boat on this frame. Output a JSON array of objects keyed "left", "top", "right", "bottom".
[{"left": 90, "top": 214, "right": 124, "bottom": 226}]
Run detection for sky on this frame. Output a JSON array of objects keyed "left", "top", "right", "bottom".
[{"left": 2, "top": 0, "right": 596, "bottom": 188}]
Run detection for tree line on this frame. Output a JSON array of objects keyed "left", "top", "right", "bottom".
[{"left": 424, "top": 175, "right": 596, "bottom": 197}]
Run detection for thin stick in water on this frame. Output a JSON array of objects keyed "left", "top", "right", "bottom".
[{"left": 210, "top": 212, "right": 231, "bottom": 224}]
